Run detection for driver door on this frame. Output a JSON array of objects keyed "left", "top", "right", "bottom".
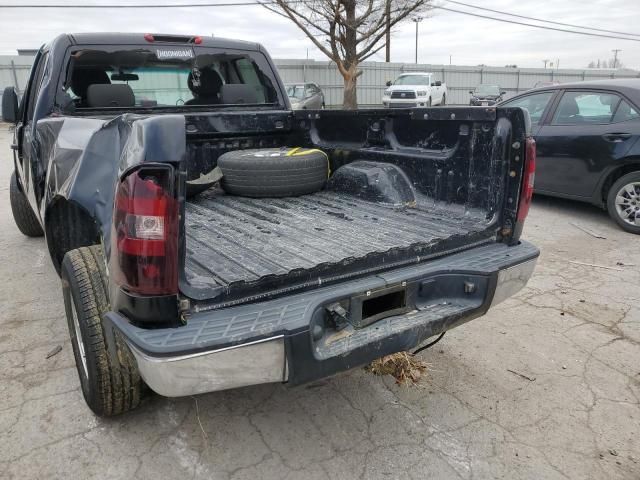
[{"left": 19, "top": 51, "right": 49, "bottom": 210}]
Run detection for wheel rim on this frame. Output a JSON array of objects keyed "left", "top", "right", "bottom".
[
  {"left": 70, "top": 300, "right": 89, "bottom": 379},
  {"left": 614, "top": 181, "right": 640, "bottom": 226}
]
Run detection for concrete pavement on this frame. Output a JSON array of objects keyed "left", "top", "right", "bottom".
[{"left": 0, "top": 125, "right": 638, "bottom": 479}]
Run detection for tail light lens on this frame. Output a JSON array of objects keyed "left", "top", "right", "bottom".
[
  {"left": 111, "top": 167, "right": 178, "bottom": 295},
  {"left": 516, "top": 137, "right": 536, "bottom": 222}
]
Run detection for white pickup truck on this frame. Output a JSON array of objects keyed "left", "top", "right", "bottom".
[{"left": 382, "top": 72, "right": 447, "bottom": 108}]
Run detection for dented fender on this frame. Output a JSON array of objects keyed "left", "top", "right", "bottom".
[{"left": 37, "top": 113, "right": 186, "bottom": 267}]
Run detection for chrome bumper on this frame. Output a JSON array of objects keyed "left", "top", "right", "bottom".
[
  {"left": 119, "top": 251, "right": 537, "bottom": 397},
  {"left": 129, "top": 336, "right": 287, "bottom": 397},
  {"left": 490, "top": 257, "right": 537, "bottom": 307}
]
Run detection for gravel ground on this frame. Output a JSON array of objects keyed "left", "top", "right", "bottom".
[{"left": 0, "top": 125, "right": 639, "bottom": 480}]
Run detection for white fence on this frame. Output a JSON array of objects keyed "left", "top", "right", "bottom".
[
  {"left": 275, "top": 59, "right": 640, "bottom": 106},
  {"left": 2, "top": 54, "right": 639, "bottom": 107},
  {"left": 0, "top": 56, "right": 34, "bottom": 96}
]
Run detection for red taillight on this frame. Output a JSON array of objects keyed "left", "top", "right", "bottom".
[
  {"left": 516, "top": 137, "right": 536, "bottom": 222},
  {"left": 193, "top": 36, "right": 203, "bottom": 44},
  {"left": 111, "top": 167, "right": 178, "bottom": 295},
  {"left": 144, "top": 33, "right": 155, "bottom": 42}
]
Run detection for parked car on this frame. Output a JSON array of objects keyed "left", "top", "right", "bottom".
[
  {"left": 3, "top": 32, "right": 538, "bottom": 416},
  {"left": 382, "top": 72, "right": 447, "bottom": 108},
  {"left": 469, "top": 84, "right": 506, "bottom": 106},
  {"left": 500, "top": 79, "right": 640, "bottom": 233},
  {"left": 285, "top": 82, "right": 325, "bottom": 109}
]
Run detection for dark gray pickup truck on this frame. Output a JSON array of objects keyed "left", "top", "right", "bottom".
[{"left": 2, "top": 33, "right": 538, "bottom": 416}]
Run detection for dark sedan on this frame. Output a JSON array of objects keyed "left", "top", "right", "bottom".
[
  {"left": 500, "top": 79, "right": 640, "bottom": 234},
  {"left": 469, "top": 84, "right": 506, "bottom": 106}
]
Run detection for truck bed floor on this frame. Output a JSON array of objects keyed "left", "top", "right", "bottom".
[{"left": 182, "top": 189, "right": 494, "bottom": 301}]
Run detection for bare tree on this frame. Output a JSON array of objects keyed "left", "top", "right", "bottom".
[
  {"left": 586, "top": 58, "right": 624, "bottom": 69},
  {"left": 262, "top": 0, "right": 433, "bottom": 109}
]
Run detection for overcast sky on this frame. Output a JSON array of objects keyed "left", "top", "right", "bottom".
[{"left": 0, "top": 0, "right": 638, "bottom": 69}]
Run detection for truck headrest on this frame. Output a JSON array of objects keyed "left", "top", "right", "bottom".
[
  {"left": 220, "top": 84, "right": 258, "bottom": 105},
  {"left": 71, "top": 67, "right": 110, "bottom": 99},
  {"left": 86, "top": 84, "right": 135, "bottom": 108}
]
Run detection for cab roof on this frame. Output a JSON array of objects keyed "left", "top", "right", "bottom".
[{"left": 65, "top": 32, "right": 260, "bottom": 52}]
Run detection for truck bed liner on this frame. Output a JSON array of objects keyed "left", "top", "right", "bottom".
[{"left": 182, "top": 189, "right": 495, "bottom": 301}]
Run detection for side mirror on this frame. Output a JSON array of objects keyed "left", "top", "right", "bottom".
[
  {"left": 435, "top": 81, "right": 442, "bottom": 87},
  {"left": 469, "top": 90, "right": 474, "bottom": 94},
  {"left": 385, "top": 80, "right": 392, "bottom": 87},
  {"left": 501, "top": 91, "right": 507, "bottom": 96},
  {"left": 2, "top": 86, "right": 19, "bottom": 123},
  {"left": 430, "top": 83, "right": 435, "bottom": 87}
]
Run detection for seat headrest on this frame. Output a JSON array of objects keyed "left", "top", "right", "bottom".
[
  {"left": 188, "top": 68, "right": 223, "bottom": 97},
  {"left": 71, "top": 68, "right": 111, "bottom": 98},
  {"left": 220, "top": 84, "right": 259, "bottom": 104},
  {"left": 557, "top": 99, "right": 580, "bottom": 122},
  {"left": 86, "top": 84, "right": 135, "bottom": 108}
]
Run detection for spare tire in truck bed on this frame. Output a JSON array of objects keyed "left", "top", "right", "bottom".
[{"left": 218, "top": 148, "right": 329, "bottom": 198}]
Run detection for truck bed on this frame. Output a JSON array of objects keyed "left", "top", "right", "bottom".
[{"left": 181, "top": 188, "right": 495, "bottom": 302}]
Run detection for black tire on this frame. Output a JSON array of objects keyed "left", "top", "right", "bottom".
[
  {"left": 9, "top": 172, "right": 43, "bottom": 237},
  {"left": 61, "top": 245, "right": 145, "bottom": 416},
  {"left": 218, "top": 147, "right": 329, "bottom": 198},
  {"left": 607, "top": 171, "right": 640, "bottom": 234}
]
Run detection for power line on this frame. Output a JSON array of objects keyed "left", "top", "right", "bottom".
[
  {"left": 0, "top": 1, "right": 289, "bottom": 7},
  {"left": 435, "top": 5, "right": 640, "bottom": 42},
  {"left": 1, "top": 0, "right": 639, "bottom": 43},
  {"left": 444, "top": 0, "right": 640, "bottom": 38}
]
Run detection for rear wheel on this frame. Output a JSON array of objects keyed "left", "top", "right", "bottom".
[
  {"left": 9, "top": 172, "right": 43, "bottom": 237},
  {"left": 607, "top": 171, "right": 640, "bottom": 234},
  {"left": 61, "top": 245, "right": 145, "bottom": 416}
]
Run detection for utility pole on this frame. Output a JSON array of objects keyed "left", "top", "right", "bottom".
[
  {"left": 412, "top": 17, "right": 423, "bottom": 64},
  {"left": 612, "top": 49, "right": 622, "bottom": 69},
  {"left": 449, "top": 54, "right": 452, "bottom": 65},
  {"left": 542, "top": 59, "right": 549, "bottom": 69},
  {"left": 385, "top": 0, "right": 391, "bottom": 62}
]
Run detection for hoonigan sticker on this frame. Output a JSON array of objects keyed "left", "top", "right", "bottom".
[{"left": 156, "top": 49, "right": 194, "bottom": 60}]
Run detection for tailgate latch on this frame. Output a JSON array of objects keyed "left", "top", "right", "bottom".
[{"left": 326, "top": 302, "right": 350, "bottom": 331}]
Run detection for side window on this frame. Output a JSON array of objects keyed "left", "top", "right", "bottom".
[
  {"left": 612, "top": 100, "right": 640, "bottom": 123},
  {"left": 26, "top": 53, "right": 49, "bottom": 121},
  {"left": 502, "top": 91, "right": 554, "bottom": 126},
  {"left": 552, "top": 91, "right": 620, "bottom": 125},
  {"left": 234, "top": 58, "right": 266, "bottom": 103}
]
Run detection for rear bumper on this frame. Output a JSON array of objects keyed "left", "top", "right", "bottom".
[
  {"left": 470, "top": 99, "right": 498, "bottom": 106},
  {"left": 105, "top": 241, "right": 539, "bottom": 397}
]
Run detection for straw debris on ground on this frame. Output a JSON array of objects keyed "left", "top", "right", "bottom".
[{"left": 366, "top": 351, "right": 429, "bottom": 386}]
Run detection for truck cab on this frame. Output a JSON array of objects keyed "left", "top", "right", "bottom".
[{"left": 382, "top": 72, "right": 447, "bottom": 108}]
